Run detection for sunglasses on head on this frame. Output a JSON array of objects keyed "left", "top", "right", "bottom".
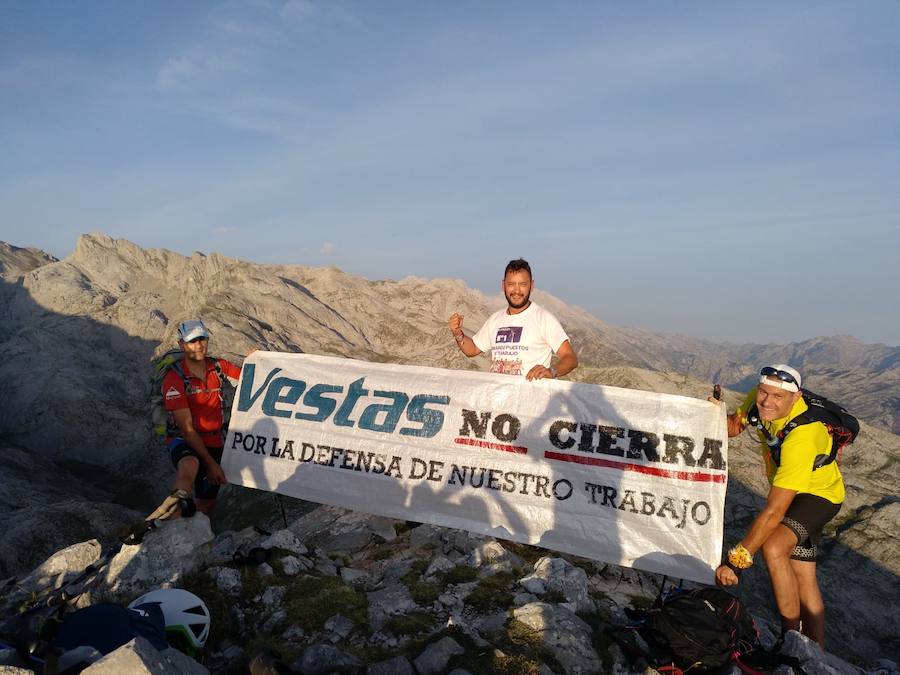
[{"left": 759, "top": 366, "right": 798, "bottom": 387}]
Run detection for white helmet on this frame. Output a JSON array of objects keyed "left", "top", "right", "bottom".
[
  {"left": 177, "top": 319, "right": 211, "bottom": 343},
  {"left": 128, "top": 588, "right": 211, "bottom": 654}
]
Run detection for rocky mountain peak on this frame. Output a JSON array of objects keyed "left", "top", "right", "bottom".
[{"left": 0, "top": 240, "right": 58, "bottom": 280}]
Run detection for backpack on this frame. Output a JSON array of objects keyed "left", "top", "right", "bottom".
[
  {"left": 746, "top": 389, "right": 859, "bottom": 470},
  {"left": 150, "top": 349, "right": 235, "bottom": 439},
  {"left": 49, "top": 602, "right": 169, "bottom": 655},
  {"left": 647, "top": 588, "right": 759, "bottom": 670},
  {"left": 608, "top": 587, "right": 762, "bottom": 674}
]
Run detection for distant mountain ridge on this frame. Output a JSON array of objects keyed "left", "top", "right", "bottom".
[
  {"left": 2, "top": 233, "right": 898, "bottom": 434},
  {"left": 596, "top": 329, "right": 900, "bottom": 435}
]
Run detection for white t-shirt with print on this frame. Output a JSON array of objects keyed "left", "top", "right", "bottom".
[{"left": 472, "top": 302, "right": 570, "bottom": 377}]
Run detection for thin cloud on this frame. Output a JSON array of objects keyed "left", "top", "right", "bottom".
[{"left": 320, "top": 241, "right": 336, "bottom": 255}]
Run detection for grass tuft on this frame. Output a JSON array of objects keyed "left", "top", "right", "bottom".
[
  {"left": 465, "top": 570, "right": 517, "bottom": 613},
  {"left": 282, "top": 574, "right": 368, "bottom": 633},
  {"left": 384, "top": 610, "right": 435, "bottom": 636}
]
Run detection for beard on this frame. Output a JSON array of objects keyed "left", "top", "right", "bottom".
[{"left": 505, "top": 289, "right": 531, "bottom": 310}]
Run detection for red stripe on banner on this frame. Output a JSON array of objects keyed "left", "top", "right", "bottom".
[
  {"left": 544, "top": 451, "right": 726, "bottom": 483},
  {"left": 454, "top": 437, "right": 529, "bottom": 454}
]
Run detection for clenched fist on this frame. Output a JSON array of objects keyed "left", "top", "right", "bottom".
[{"left": 448, "top": 313, "right": 464, "bottom": 335}]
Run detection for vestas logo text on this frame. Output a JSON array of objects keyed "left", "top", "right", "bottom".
[{"left": 237, "top": 365, "right": 450, "bottom": 438}]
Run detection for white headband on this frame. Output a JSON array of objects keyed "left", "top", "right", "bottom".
[{"left": 758, "top": 375, "right": 799, "bottom": 393}]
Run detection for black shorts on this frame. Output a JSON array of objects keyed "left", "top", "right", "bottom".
[
  {"left": 782, "top": 493, "right": 841, "bottom": 561},
  {"left": 168, "top": 439, "right": 224, "bottom": 501}
]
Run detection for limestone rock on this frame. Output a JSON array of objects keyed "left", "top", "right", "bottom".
[
  {"left": 294, "top": 644, "right": 363, "bottom": 674},
  {"left": 282, "top": 555, "right": 310, "bottom": 576},
  {"left": 99, "top": 515, "right": 214, "bottom": 601},
  {"left": 14, "top": 539, "right": 102, "bottom": 599},
  {"left": 325, "top": 614, "right": 355, "bottom": 639},
  {"left": 520, "top": 556, "right": 594, "bottom": 614},
  {"left": 80, "top": 637, "right": 208, "bottom": 674},
  {"left": 0, "top": 497, "right": 141, "bottom": 580},
  {"left": 512, "top": 602, "right": 601, "bottom": 674},
  {"left": 261, "top": 529, "right": 308, "bottom": 556},
  {"left": 213, "top": 567, "right": 242, "bottom": 596},
  {"left": 413, "top": 636, "right": 465, "bottom": 675},
  {"left": 367, "top": 584, "right": 416, "bottom": 632},
  {"left": 367, "top": 655, "right": 414, "bottom": 675}
]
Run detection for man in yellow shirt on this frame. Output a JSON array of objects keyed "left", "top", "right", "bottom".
[{"left": 714, "top": 364, "right": 844, "bottom": 647}]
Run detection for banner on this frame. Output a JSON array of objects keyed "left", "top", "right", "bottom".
[{"left": 222, "top": 352, "right": 728, "bottom": 583}]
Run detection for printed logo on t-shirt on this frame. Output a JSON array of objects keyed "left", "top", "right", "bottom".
[
  {"left": 495, "top": 326, "right": 523, "bottom": 344},
  {"left": 165, "top": 386, "right": 182, "bottom": 400}
]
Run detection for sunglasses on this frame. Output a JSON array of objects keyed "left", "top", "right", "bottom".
[{"left": 759, "top": 366, "right": 798, "bottom": 387}]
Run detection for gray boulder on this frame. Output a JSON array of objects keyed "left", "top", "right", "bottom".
[
  {"left": 10, "top": 539, "right": 102, "bottom": 600},
  {"left": 99, "top": 515, "right": 214, "bottom": 601},
  {"left": 367, "top": 655, "right": 414, "bottom": 675},
  {"left": 367, "top": 584, "right": 417, "bottom": 632},
  {"left": 413, "top": 636, "right": 465, "bottom": 675},
  {"left": 81, "top": 637, "right": 208, "bottom": 674},
  {"left": 261, "top": 528, "right": 308, "bottom": 556},
  {"left": 519, "top": 556, "right": 594, "bottom": 614},
  {"left": 294, "top": 644, "right": 363, "bottom": 674},
  {"left": 512, "top": 601, "right": 601, "bottom": 675}
]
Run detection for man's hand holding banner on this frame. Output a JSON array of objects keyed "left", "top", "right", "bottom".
[{"left": 222, "top": 352, "right": 728, "bottom": 583}]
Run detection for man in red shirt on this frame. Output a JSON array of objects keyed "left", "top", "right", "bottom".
[{"left": 159, "top": 319, "right": 243, "bottom": 516}]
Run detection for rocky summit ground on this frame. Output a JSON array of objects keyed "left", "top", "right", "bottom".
[{"left": 1, "top": 502, "right": 896, "bottom": 675}]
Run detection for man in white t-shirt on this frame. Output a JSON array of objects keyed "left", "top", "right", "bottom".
[{"left": 448, "top": 258, "right": 578, "bottom": 380}]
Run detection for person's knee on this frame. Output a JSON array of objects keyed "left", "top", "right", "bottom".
[
  {"left": 762, "top": 525, "right": 798, "bottom": 563},
  {"left": 176, "top": 454, "right": 200, "bottom": 476},
  {"left": 762, "top": 537, "right": 792, "bottom": 563}
]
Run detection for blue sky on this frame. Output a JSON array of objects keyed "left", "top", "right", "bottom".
[{"left": 2, "top": 1, "right": 898, "bottom": 346}]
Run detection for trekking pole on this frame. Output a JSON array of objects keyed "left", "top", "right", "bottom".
[
  {"left": 275, "top": 494, "right": 288, "bottom": 529},
  {"left": 654, "top": 575, "right": 668, "bottom": 607}
]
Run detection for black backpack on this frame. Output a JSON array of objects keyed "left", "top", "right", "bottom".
[
  {"left": 608, "top": 587, "right": 761, "bottom": 673},
  {"left": 646, "top": 588, "right": 759, "bottom": 670},
  {"left": 746, "top": 389, "right": 859, "bottom": 470},
  {"left": 49, "top": 602, "right": 169, "bottom": 655}
]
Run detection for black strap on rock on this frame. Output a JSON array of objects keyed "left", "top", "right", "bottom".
[{"left": 118, "top": 520, "right": 157, "bottom": 546}]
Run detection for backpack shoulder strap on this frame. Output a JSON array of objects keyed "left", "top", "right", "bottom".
[
  {"left": 168, "top": 358, "right": 192, "bottom": 392},
  {"left": 153, "top": 351, "right": 192, "bottom": 396},
  {"left": 781, "top": 390, "right": 841, "bottom": 434},
  {"left": 778, "top": 389, "right": 858, "bottom": 469},
  {"left": 206, "top": 357, "right": 229, "bottom": 417}
]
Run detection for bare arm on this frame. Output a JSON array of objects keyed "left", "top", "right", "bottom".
[
  {"left": 525, "top": 339, "right": 578, "bottom": 381},
  {"left": 716, "top": 486, "right": 795, "bottom": 585},
  {"left": 726, "top": 412, "right": 746, "bottom": 438},
  {"left": 553, "top": 340, "right": 578, "bottom": 377},
  {"left": 740, "top": 485, "right": 796, "bottom": 554},
  {"left": 448, "top": 313, "right": 483, "bottom": 358},
  {"left": 706, "top": 397, "right": 746, "bottom": 438}
]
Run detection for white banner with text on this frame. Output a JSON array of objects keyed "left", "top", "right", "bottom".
[{"left": 222, "top": 352, "right": 728, "bottom": 583}]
